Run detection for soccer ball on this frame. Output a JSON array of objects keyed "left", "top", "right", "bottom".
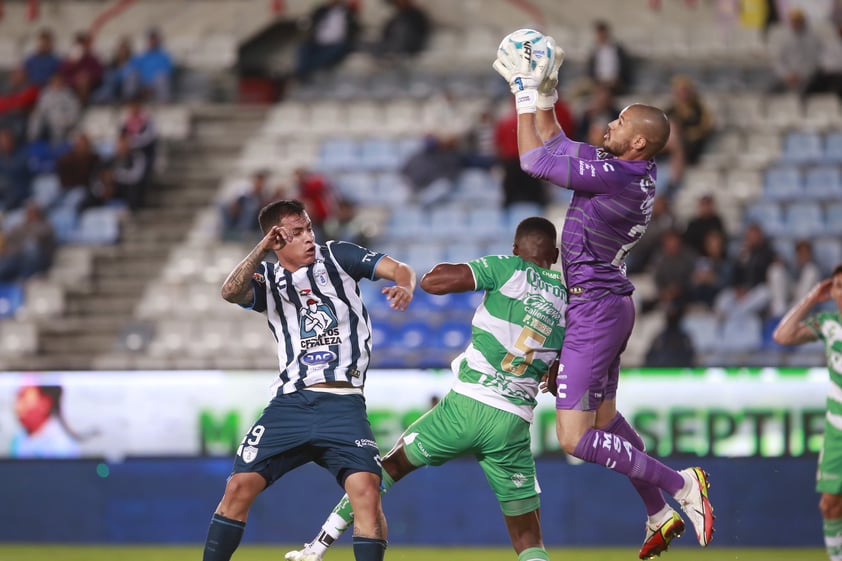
[{"left": 497, "top": 28, "right": 554, "bottom": 73}]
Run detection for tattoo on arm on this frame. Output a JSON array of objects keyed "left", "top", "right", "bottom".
[{"left": 221, "top": 246, "right": 267, "bottom": 305}]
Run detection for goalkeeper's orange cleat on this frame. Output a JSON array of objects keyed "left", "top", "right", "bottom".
[{"left": 639, "top": 510, "right": 685, "bottom": 560}]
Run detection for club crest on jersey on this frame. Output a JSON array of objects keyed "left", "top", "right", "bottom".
[
  {"left": 314, "top": 265, "right": 329, "bottom": 287},
  {"left": 242, "top": 445, "right": 258, "bottom": 463},
  {"left": 252, "top": 272, "right": 265, "bottom": 284}
]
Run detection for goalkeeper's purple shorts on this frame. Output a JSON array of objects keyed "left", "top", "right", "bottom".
[{"left": 555, "top": 292, "right": 635, "bottom": 411}]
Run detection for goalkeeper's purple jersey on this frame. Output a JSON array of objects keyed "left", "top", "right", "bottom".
[{"left": 520, "top": 131, "right": 657, "bottom": 297}]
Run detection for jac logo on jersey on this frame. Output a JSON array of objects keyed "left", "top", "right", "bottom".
[{"left": 300, "top": 350, "right": 337, "bottom": 366}]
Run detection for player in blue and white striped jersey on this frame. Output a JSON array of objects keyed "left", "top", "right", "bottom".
[{"left": 202, "top": 199, "right": 416, "bottom": 561}]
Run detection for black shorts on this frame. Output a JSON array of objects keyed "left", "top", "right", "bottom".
[{"left": 232, "top": 390, "right": 381, "bottom": 488}]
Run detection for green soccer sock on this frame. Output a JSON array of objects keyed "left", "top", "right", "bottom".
[
  {"left": 825, "top": 518, "right": 842, "bottom": 561},
  {"left": 517, "top": 546, "right": 549, "bottom": 561},
  {"left": 306, "top": 469, "right": 396, "bottom": 557}
]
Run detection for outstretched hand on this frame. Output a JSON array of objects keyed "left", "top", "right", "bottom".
[
  {"left": 382, "top": 285, "right": 413, "bottom": 312},
  {"left": 492, "top": 35, "right": 559, "bottom": 114},
  {"left": 808, "top": 278, "right": 833, "bottom": 304}
]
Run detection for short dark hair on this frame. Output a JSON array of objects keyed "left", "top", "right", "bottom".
[
  {"left": 515, "top": 216, "right": 557, "bottom": 245},
  {"left": 833, "top": 264, "right": 842, "bottom": 277},
  {"left": 258, "top": 199, "right": 306, "bottom": 234}
]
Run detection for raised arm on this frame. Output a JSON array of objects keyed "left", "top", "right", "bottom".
[
  {"left": 374, "top": 256, "right": 416, "bottom": 312},
  {"left": 772, "top": 279, "right": 831, "bottom": 345},
  {"left": 221, "top": 225, "right": 285, "bottom": 305},
  {"left": 420, "top": 263, "right": 475, "bottom": 295}
]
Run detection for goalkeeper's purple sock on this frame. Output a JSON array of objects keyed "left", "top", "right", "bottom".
[
  {"left": 353, "top": 537, "right": 387, "bottom": 561},
  {"left": 603, "top": 413, "right": 669, "bottom": 516},
  {"left": 203, "top": 514, "right": 245, "bottom": 561},
  {"left": 573, "top": 427, "right": 684, "bottom": 495}
]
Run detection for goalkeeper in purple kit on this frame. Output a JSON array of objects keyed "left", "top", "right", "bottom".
[{"left": 493, "top": 32, "right": 715, "bottom": 559}]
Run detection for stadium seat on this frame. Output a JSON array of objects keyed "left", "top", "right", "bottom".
[
  {"left": 405, "top": 242, "right": 446, "bottom": 275},
  {"left": 743, "top": 201, "right": 784, "bottom": 234},
  {"left": 374, "top": 172, "right": 412, "bottom": 207},
  {"left": 435, "top": 320, "right": 472, "bottom": 353},
  {"left": 73, "top": 207, "right": 121, "bottom": 245},
  {"left": 507, "top": 202, "right": 544, "bottom": 230},
  {"left": 781, "top": 202, "right": 825, "bottom": 237},
  {"left": 826, "top": 202, "right": 842, "bottom": 236},
  {"left": 0, "top": 282, "right": 23, "bottom": 318},
  {"left": 813, "top": 238, "right": 842, "bottom": 274},
  {"left": 763, "top": 94, "right": 802, "bottom": 131},
  {"left": 429, "top": 206, "right": 469, "bottom": 239},
  {"left": 467, "top": 207, "right": 506, "bottom": 239},
  {"left": 803, "top": 166, "right": 841, "bottom": 200},
  {"left": 718, "top": 314, "right": 762, "bottom": 353},
  {"left": 782, "top": 131, "right": 823, "bottom": 164},
  {"left": 318, "top": 137, "right": 360, "bottom": 172},
  {"left": 0, "top": 320, "right": 37, "bottom": 355},
  {"left": 47, "top": 207, "right": 79, "bottom": 244},
  {"left": 31, "top": 174, "right": 61, "bottom": 209},
  {"left": 335, "top": 172, "right": 377, "bottom": 203},
  {"left": 824, "top": 132, "right": 842, "bottom": 163},
  {"left": 762, "top": 166, "right": 803, "bottom": 201},
  {"left": 359, "top": 138, "right": 401, "bottom": 171},
  {"left": 387, "top": 205, "right": 428, "bottom": 240}
]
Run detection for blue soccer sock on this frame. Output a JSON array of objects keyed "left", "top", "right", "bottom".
[
  {"left": 352, "top": 536, "right": 387, "bottom": 561},
  {"left": 203, "top": 513, "right": 245, "bottom": 561}
]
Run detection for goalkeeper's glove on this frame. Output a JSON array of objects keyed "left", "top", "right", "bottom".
[
  {"left": 536, "top": 40, "right": 565, "bottom": 110},
  {"left": 492, "top": 37, "right": 558, "bottom": 114}
]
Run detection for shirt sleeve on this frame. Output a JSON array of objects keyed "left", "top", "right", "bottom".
[
  {"left": 242, "top": 262, "right": 269, "bottom": 313},
  {"left": 329, "top": 241, "right": 385, "bottom": 281},
  {"left": 543, "top": 129, "right": 599, "bottom": 159},
  {"left": 468, "top": 255, "right": 515, "bottom": 292},
  {"left": 520, "top": 146, "right": 631, "bottom": 195}
]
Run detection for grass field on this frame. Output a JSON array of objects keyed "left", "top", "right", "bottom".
[{"left": 0, "top": 545, "right": 828, "bottom": 561}]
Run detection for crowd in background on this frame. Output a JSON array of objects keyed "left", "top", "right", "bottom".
[{"left": 0, "top": 26, "right": 166, "bottom": 283}]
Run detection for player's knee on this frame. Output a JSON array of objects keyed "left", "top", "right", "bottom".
[
  {"left": 556, "top": 431, "right": 581, "bottom": 455},
  {"left": 819, "top": 494, "right": 842, "bottom": 519},
  {"left": 224, "top": 473, "right": 264, "bottom": 503}
]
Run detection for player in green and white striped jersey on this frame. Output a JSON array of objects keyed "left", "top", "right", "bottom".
[
  {"left": 286, "top": 217, "right": 566, "bottom": 561},
  {"left": 774, "top": 263, "right": 842, "bottom": 561}
]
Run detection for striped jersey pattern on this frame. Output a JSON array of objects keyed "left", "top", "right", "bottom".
[
  {"left": 452, "top": 255, "right": 567, "bottom": 422},
  {"left": 247, "top": 241, "right": 385, "bottom": 396},
  {"left": 808, "top": 312, "right": 842, "bottom": 431}
]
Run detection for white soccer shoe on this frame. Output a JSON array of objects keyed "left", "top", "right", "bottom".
[
  {"left": 676, "top": 467, "right": 715, "bottom": 547},
  {"left": 284, "top": 546, "right": 322, "bottom": 561}
]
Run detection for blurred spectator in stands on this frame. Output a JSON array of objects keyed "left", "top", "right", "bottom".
[
  {"left": 769, "top": 8, "right": 822, "bottom": 94},
  {"left": 714, "top": 222, "right": 787, "bottom": 321},
  {"left": 644, "top": 302, "right": 696, "bottom": 367},
  {"left": 108, "top": 132, "right": 149, "bottom": 212},
  {"left": 0, "top": 200, "right": 55, "bottom": 281},
  {"left": 92, "top": 37, "right": 139, "bottom": 104},
  {"left": 0, "top": 128, "right": 33, "bottom": 212},
  {"left": 376, "top": 0, "right": 430, "bottom": 58},
  {"left": 220, "top": 170, "right": 275, "bottom": 242},
  {"left": 23, "top": 29, "right": 61, "bottom": 88},
  {"left": 295, "top": 167, "right": 336, "bottom": 240},
  {"left": 0, "top": 67, "right": 40, "bottom": 142},
  {"left": 626, "top": 195, "right": 676, "bottom": 274},
  {"left": 494, "top": 97, "right": 575, "bottom": 209},
  {"left": 132, "top": 29, "right": 174, "bottom": 102},
  {"left": 576, "top": 83, "right": 621, "bottom": 144},
  {"left": 810, "top": 19, "right": 842, "bottom": 96},
  {"left": 401, "top": 134, "right": 462, "bottom": 206},
  {"left": 586, "top": 20, "right": 633, "bottom": 95},
  {"left": 60, "top": 31, "right": 104, "bottom": 105},
  {"left": 81, "top": 166, "right": 128, "bottom": 213},
  {"left": 323, "top": 197, "right": 372, "bottom": 247},
  {"left": 690, "top": 229, "right": 734, "bottom": 308},
  {"left": 683, "top": 194, "right": 725, "bottom": 256},
  {"left": 461, "top": 106, "right": 498, "bottom": 170},
  {"left": 27, "top": 73, "right": 81, "bottom": 145},
  {"left": 294, "top": 0, "right": 359, "bottom": 83},
  {"left": 648, "top": 228, "right": 698, "bottom": 311},
  {"left": 55, "top": 132, "right": 102, "bottom": 211},
  {"left": 766, "top": 238, "right": 824, "bottom": 319},
  {"left": 665, "top": 75, "right": 714, "bottom": 166},
  {"left": 120, "top": 97, "right": 157, "bottom": 180}
]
